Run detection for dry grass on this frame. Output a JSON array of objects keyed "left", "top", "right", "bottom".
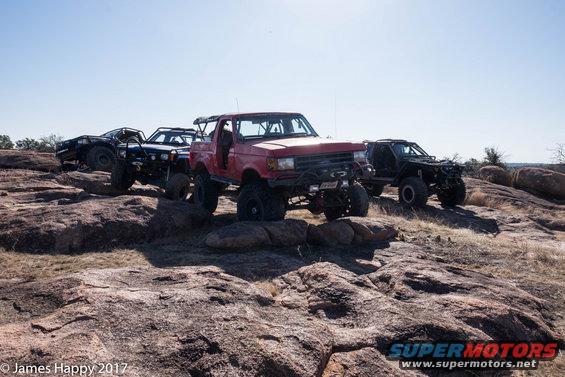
[
  {"left": 0, "top": 248, "right": 150, "bottom": 280},
  {"left": 465, "top": 190, "right": 500, "bottom": 208},
  {"left": 255, "top": 281, "right": 280, "bottom": 297},
  {"left": 368, "top": 203, "right": 565, "bottom": 280},
  {"left": 464, "top": 189, "right": 517, "bottom": 213}
]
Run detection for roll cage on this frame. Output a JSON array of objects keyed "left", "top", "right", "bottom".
[{"left": 146, "top": 127, "right": 202, "bottom": 145}]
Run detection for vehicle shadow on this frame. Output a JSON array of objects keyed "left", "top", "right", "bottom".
[{"left": 371, "top": 196, "right": 500, "bottom": 234}]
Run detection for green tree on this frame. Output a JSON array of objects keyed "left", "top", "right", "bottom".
[
  {"left": 15, "top": 137, "right": 40, "bottom": 151},
  {"left": 483, "top": 147, "right": 506, "bottom": 168},
  {"left": 15, "top": 134, "right": 63, "bottom": 153},
  {"left": 37, "top": 134, "right": 64, "bottom": 153},
  {"left": 463, "top": 158, "right": 481, "bottom": 176},
  {"left": 0, "top": 135, "right": 14, "bottom": 149}
]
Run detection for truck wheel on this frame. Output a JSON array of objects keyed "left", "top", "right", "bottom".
[
  {"left": 165, "top": 173, "right": 191, "bottom": 201},
  {"left": 349, "top": 182, "right": 370, "bottom": 216},
  {"left": 437, "top": 179, "right": 466, "bottom": 207},
  {"left": 399, "top": 177, "right": 428, "bottom": 207},
  {"left": 86, "top": 146, "right": 115, "bottom": 172},
  {"left": 323, "top": 183, "right": 369, "bottom": 221},
  {"left": 194, "top": 174, "right": 219, "bottom": 213},
  {"left": 366, "top": 183, "right": 384, "bottom": 197},
  {"left": 237, "top": 182, "right": 286, "bottom": 221},
  {"left": 111, "top": 160, "right": 135, "bottom": 191}
]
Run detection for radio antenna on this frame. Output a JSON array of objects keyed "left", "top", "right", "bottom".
[
  {"left": 235, "top": 98, "right": 240, "bottom": 113},
  {"left": 334, "top": 91, "right": 337, "bottom": 138}
]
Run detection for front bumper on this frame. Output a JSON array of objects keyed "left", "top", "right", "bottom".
[
  {"left": 55, "top": 147, "right": 78, "bottom": 162},
  {"left": 267, "top": 161, "right": 372, "bottom": 189}
]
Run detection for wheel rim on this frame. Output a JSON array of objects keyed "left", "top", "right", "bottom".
[
  {"left": 245, "top": 198, "right": 262, "bottom": 220},
  {"left": 402, "top": 186, "right": 415, "bottom": 203}
]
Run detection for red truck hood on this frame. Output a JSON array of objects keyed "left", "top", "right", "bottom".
[{"left": 249, "top": 137, "right": 365, "bottom": 157}]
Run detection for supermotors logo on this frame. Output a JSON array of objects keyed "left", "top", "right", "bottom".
[{"left": 387, "top": 341, "right": 560, "bottom": 370}]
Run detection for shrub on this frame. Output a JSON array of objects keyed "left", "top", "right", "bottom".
[
  {"left": 483, "top": 147, "right": 507, "bottom": 169},
  {"left": 0, "top": 135, "right": 14, "bottom": 149},
  {"left": 15, "top": 134, "right": 63, "bottom": 153},
  {"left": 463, "top": 158, "right": 481, "bottom": 177}
]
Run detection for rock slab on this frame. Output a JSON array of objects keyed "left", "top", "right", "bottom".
[
  {"left": 0, "top": 149, "right": 60, "bottom": 172},
  {"left": 0, "top": 245, "right": 557, "bottom": 376}
]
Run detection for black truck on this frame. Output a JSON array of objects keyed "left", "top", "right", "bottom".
[
  {"left": 55, "top": 128, "right": 145, "bottom": 171},
  {"left": 361, "top": 139, "right": 466, "bottom": 208},
  {"left": 110, "top": 127, "right": 203, "bottom": 200}
]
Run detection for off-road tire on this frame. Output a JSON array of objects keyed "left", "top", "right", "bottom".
[
  {"left": 437, "top": 179, "right": 466, "bottom": 207},
  {"left": 194, "top": 174, "right": 219, "bottom": 213},
  {"left": 349, "top": 182, "right": 370, "bottom": 216},
  {"left": 323, "top": 183, "right": 369, "bottom": 221},
  {"left": 111, "top": 160, "right": 135, "bottom": 191},
  {"left": 86, "top": 146, "right": 115, "bottom": 172},
  {"left": 366, "top": 183, "right": 384, "bottom": 197},
  {"left": 399, "top": 177, "right": 428, "bottom": 207},
  {"left": 237, "top": 182, "right": 286, "bottom": 221},
  {"left": 165, "top": 173, "right": 191, "bottom": 201}
]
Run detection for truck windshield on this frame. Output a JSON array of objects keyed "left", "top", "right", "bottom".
[
  {"left": 147, "top": 129, "right": 200, "bottom": 146},
  {"left": 392, "top": 143, "right": 429, "bottom": 157},
  {"left": 236, "top": 114, "right": 318, "bottom": 140}
]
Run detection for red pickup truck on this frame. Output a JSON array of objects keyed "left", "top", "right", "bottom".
[{"left": 189, "top": 112, "right": 371, "bottom": 221}]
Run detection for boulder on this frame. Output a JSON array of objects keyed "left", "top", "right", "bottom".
[
  {"left": 0, "top": 196, "right": 212, "bottom": 252},
  {"left": 0, "top": 149, "right": 60, "bottom": 172},
  {"left": 260, "top": 219, "right": 309, "bottom": 246},
  {"left": 512, "top": 167, "right": 565, "bottom": 200},
  {"left": 204, "top": 219, "right": 310, "bottom": 249},
  {"left": 478, "top": 165, "right": 512, "bottom": 186},
  {"left": 337, "top": 217, "right": 398, "bottom": 243},
  {"left": 204, "top": 218, "right": 398, "bottom": 250},
  {"left": 307, "top": 221, "right": 355, "bottom": 246},
  {"left": 204, "top": 222, "right": 272, "bottom": 249}
]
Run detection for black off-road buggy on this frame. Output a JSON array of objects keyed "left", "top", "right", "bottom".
[
  {"left": 360, "top": 139, "right": 466, "bottom": 208},
  {"left": 110, "top": 127, "right": 203, "bottom": 200}
]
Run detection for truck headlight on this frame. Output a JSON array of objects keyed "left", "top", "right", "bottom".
[
  {"left": 160, "top": 153, "right": 169, "bottom": 160},
  {"left": 353, "top": 151, "right": 367, "bottom": 162},
  {"left": 77, "top": 138, "right": 90, "bottom": 145},
  {"left": 267, "top": 157, "right": 294, "bottom": 170},
  {"left": 118, "top": 149, "right": 127, "bottom": 158}
]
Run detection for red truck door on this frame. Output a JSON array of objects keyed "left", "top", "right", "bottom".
[{"left": 214, "top": 118, "right": 237, "bottom": 181}]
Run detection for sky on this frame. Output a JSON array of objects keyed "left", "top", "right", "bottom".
[{"left": 0, "top": 0, "right": 564, "bottom": 162}]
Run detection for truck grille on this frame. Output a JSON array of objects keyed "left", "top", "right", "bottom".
[{"left": 294, "top": 152, "right": 353, "bottom": 171}]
